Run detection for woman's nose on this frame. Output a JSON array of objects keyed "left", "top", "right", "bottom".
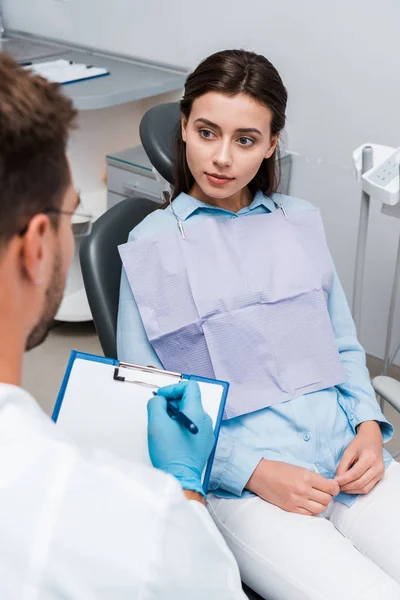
[{"left": 213, "top": 141, "right": 233, "bottom": 168}]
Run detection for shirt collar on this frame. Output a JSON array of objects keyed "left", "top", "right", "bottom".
[{"left": 169, "top": 190, "right": 277, "bottom": 221}]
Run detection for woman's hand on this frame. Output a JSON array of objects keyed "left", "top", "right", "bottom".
[
  {"left": 335, "top": 420, "right": 384, "bottom": 495},
  {"left": 246, "top": 459, "right": 339, "bottom": 516}
]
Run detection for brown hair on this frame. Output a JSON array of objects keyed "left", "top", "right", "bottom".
[
  {"left": 0, "top": 53, "right": 77, "bottom": 246},
  {"left": 172, "top": 49, "right": 287, "bottom": 200}
]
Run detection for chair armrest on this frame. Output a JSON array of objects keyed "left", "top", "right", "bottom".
[{"left": 372, "top": 376, "right": 400, "bottom": 413}]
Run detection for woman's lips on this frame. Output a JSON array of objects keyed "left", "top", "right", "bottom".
[{"left": 205, "top": 173, "right": 235, "bottom": 185}]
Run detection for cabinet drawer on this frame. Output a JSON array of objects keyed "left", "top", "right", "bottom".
[{"left": 107, "top": 165, "right": 163, "bottom": 199}]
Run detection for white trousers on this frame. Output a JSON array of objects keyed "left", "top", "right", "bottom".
[{"left": 207, "top": 461, "right": 400, "bottom": 600}]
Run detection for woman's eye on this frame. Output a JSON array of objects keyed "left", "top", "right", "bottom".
[
  {"left": 199, "top": 129, "right": 216, "bottom": 140},
  {"left": 238, "top": 137, "right": 254, "bottom": 147}
]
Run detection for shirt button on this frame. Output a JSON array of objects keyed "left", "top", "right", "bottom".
[
  {"left": 303, "top": 433, "right": 311, "bottom": 442},
  {"left": 349, "top": 413, "right": 354, "bottom": 421}
]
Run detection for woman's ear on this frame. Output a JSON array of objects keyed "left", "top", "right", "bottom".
[
  {"left": 181, "top": 115, "right": 188, "bottom": 143},
  {"left": 265, "top": 134, "right": 280, "bottom": 159}
]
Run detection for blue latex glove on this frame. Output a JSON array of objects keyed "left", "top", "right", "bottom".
[{"left": 148, "top": 381, "right": 215, "bottom": 496}]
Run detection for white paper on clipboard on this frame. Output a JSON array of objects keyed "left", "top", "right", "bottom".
[{"left": 56, "top": 358, "right": 225, "bottom": 470}]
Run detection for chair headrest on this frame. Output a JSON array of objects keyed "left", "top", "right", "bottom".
[{"left": 139, "top": 102, "right": 180, "bottom": 185}]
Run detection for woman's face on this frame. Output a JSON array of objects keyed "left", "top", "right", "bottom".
[{"left": 182, "top": 91, "right": 278, "bottom": 203}]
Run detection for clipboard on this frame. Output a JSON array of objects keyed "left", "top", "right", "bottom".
[
  {"left": 23, "top": 59, "right": 110, "bottom": 85},
  {"left": 52, "top": 351, "right": 229, "bottom": 492}
]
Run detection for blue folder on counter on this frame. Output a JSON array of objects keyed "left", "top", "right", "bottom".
[{"left": 53, "top": 351, "right": 229, "bottom": 492}]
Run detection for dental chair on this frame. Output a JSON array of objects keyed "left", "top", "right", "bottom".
[
  {"left": 139, "top": 102, "right": 179, "bottom": 184},
  {"left": 80, "top": 197, "right": 158, "bottom": 359}
]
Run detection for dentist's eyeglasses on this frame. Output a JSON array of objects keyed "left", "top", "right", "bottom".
[{"left": 18, "top": 198, "right": 94, "bottom": 238}]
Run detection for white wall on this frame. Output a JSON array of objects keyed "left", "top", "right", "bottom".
[{"left": 4, "top": 0, "right": 400, "bottom": 361}]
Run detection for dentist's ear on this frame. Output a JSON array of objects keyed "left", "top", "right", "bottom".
[
  {"left": 265, "top": 134, "right": 279, "bottom": 159},
  {"left": 34, "top": 261, "right": 46, "bottom": 285},
  {"left": 20, "top": 214, "right": 53, "bottom": 286}
]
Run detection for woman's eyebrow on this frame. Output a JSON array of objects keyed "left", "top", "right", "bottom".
[
  {"left": 235, "top": 127, "right": 263, "bottom": 136},
  {"left": 194, "top": 118, "right": 221, "bottom": 130},
  {"left": 193, "top": 118, "right": 262, "bottom": 136}
]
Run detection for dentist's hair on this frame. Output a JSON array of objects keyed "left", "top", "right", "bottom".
[
  {"left": 0, "top": 53, "right": 76, "bottom": 247},
  {"left": 172, "top": 49, "right": 288, "bottom": 200}
]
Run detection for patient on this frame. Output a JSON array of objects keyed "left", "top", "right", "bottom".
[{"left": 117, "top": 49, "right": 400, "bottom": 599}]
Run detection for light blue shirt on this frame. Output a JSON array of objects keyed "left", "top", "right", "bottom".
[{"left": 117, "top": 191, "right": 393, "bottom": 505}]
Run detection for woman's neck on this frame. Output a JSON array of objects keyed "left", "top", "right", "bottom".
[{"left": 189, "top": 183, "right": 253, "bottom": 213}]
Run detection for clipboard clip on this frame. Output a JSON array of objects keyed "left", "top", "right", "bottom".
[{"left": 113, "top": 362, "right": 182, "bottom": 389}]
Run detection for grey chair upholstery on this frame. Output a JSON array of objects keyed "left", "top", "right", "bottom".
[
  {"left": 139, "top": 101, "right": 180, "bottom": 185},
  {"left": 79, "top": 197, "right": 158, "bottom": 359}
]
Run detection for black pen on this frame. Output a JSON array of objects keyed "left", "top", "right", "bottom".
[
  {"left": 167, "top": 402, "right": 199, "bottom": 434},
  {"left": 152, "top": 391, "right": 198, "bottom": 434}
]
